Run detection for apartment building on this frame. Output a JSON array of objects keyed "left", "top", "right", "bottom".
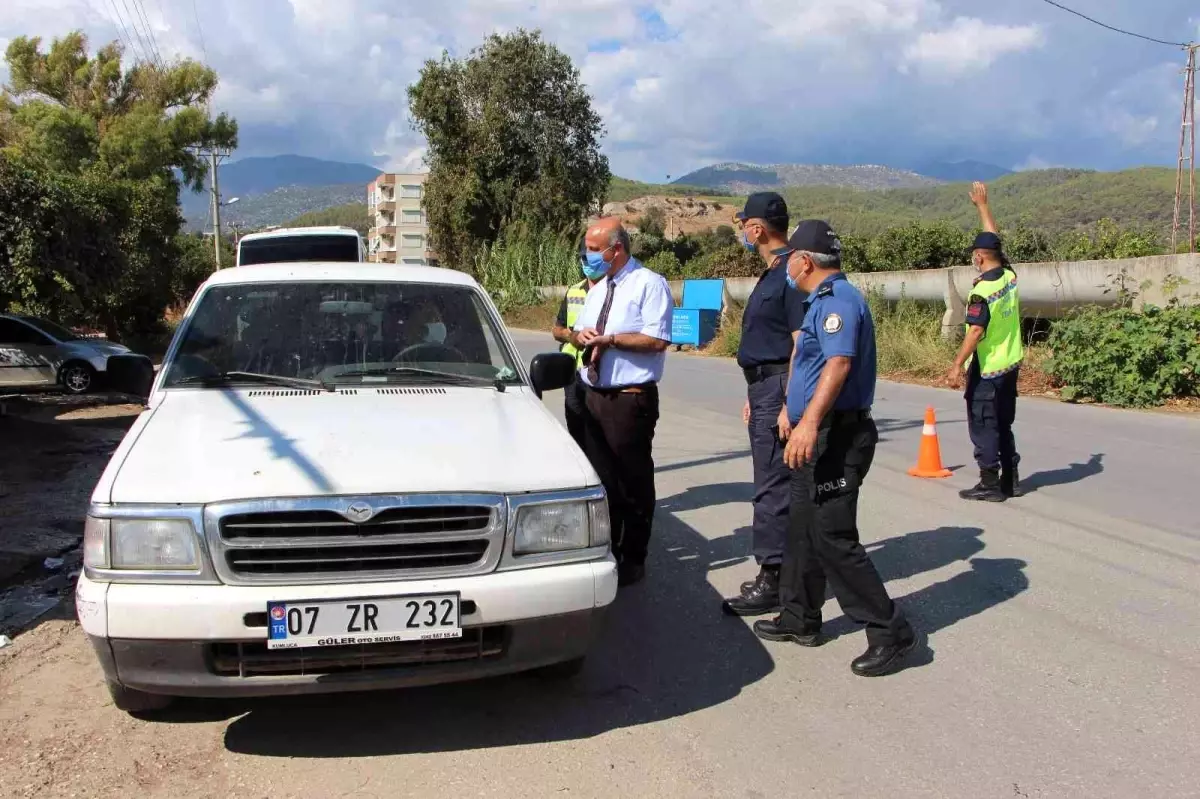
[{"left": 366, "top": 172, "right": 437, "bottom": 265}]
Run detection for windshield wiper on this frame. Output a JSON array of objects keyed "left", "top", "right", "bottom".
[
  {"left": 175, "top": 371, "right": 334, "bottom": 392},
  {"left": 333, "top": 366, "right": 508, "bottom": 391}
]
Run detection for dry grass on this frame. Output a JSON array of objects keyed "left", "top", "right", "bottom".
[{"left": 502, "top": 297, "right": 560, "bottom": 332}]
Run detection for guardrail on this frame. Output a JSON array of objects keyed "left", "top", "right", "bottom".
[{"left": 538, "top": 253, "right": 1200, "bottom": 336}]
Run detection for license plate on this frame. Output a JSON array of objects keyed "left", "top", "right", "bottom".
[{"left": 266, "top": 593, "right": 461, "bottom": 650}]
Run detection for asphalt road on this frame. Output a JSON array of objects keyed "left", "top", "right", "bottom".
[{"left": 3, "top": 332, "right": 1197, "bottom": 798}]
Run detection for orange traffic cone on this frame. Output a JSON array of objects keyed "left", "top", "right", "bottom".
[{"left": 908, "top": 406, "right": 953, "bottom": 479}]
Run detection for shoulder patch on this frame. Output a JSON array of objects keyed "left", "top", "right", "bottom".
[
  {"left": 816, "top": 283, "right": 835, "bottom": 298},
  {"left": 967, "top": 302, "right": 985, "bottom": 318},
  {"left": 822, "top": 313, "right": 843, "bottom": 334}
]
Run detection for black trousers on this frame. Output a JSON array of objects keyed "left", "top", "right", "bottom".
[
  {"left": 582, "top": 384, "right": 660, "bottom": 566},
  {"left": 746, "top": 373, "right": 790, "bottom": 567},
  {"left": 965, "top": 369, "right": 1020, "bottom": 472},
  {"left": 563, "top": 375, "right": 589, "bottom": 451},
  {"left": 778, "top": 413, "right": 912, "bottom": 647}
]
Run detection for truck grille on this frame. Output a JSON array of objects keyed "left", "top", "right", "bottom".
[
  {"left": 209, "top": 626, "right": 506, "bottom": 677},
  {"left": 208, "top": 497, "right": 505, "bottom": 585}
]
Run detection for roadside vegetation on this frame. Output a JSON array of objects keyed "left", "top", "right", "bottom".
[{"left": 0, "top": 32, "right": 236, "bottom": 350}]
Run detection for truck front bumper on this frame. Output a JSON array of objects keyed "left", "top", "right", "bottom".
[{"left": 79, "top": 557, "right": 617, "bottom": 697}]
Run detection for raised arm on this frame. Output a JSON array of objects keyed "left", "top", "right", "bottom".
[{"left": 970, "top": 181, "right": 998, "bottom": 234}]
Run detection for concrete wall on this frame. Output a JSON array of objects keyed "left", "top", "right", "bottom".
[{"left": 538, "top": 254, "right": 1200, "bottom": 335}]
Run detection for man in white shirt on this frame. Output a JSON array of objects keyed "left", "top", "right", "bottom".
[{"left": 569, "top": 217, "right": 674, "bottom": 586}]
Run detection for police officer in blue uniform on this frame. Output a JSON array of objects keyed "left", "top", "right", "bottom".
[
  {"left": 722, "top": 192, "right": 807, "bottom": 616},
  {"left": 753, "top": 220, "right": 918, "bottom": 678}
]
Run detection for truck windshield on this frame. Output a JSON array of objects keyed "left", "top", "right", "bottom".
[
  {"left": 237, "top": 234, "right": 360, "bottom": 265},
  {"left": 160, "top": 281, "right": 522, "bottom": 388}
]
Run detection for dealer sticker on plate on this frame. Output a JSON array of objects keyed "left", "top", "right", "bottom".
[{"left": 266, "top": 593, "right": 462, "bottom": 650}]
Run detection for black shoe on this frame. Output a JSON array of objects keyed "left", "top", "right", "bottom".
[
  {"left": 723, "top": 567, "right": 780, "bottom": 616},
  {"left": 740, "top": 562, "right": 782, "bottom": 595},
  {"left": 752, "top": 617, "right": 825, "bottom": 647},
  {"left": 1001, "top": 465, "right": 1023, "bottom": 498},
  {"left": 617, "top": 562, "right": 646, "bottom": 587},
  {"left": 960, "top": 468, "right": 1006, "bottom": 502},
  {"left": 850, "top": 636, "right": 918, "bottom": 677}
]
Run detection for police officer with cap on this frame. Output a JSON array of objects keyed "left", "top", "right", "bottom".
[
  {"left": 945, "top": 181, "right": 1023, "bottom": 502},
  {"left": 722, "top": 192, "right": 806, "bottom": 616},
  {"left": 754, "top": 219, "right": 918, "bottom": 678}
]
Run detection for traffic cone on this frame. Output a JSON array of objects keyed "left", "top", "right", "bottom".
[{"left": 908, "top": 406, "right": 953, "bottom": 479}]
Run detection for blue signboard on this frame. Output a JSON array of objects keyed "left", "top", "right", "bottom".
[{"left": 682, "top": 279, "right": 725, "bottom": 312}]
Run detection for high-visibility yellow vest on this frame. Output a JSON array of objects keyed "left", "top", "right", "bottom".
[
  {"left": 966, "top": 268, "right": 1023, "bottom": 378},
  {"left": 560, "top": 280, "right": 589, "bottom": 368}
]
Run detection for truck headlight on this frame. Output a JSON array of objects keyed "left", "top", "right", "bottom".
[
  {"left": 514, "top": 501, "right": 591, "bottom": 554},
  {"left": 588, "top": 498, "right": 611, "bottom": 548},
  {"left": 83, "top": 516, "right": 110, "bottom": 569},
  {"left": 110, "top": 519, "right": 200, "bottom": 570}
]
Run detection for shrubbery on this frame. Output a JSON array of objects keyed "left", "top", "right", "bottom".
[{"left": 1047, "top": 303, "right": 1200, "bottom": 407}]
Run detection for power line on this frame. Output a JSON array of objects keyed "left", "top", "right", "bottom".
[
  {"left": 118, "top": 0, "right": 158, "bottom": 66},
  {"left": 103, "top": 0, "right": 144, "bottom": 63},
  {"left": 130, "top": 0, "right": 164, "bottom": 66},
  {"left": 190, "top": 0, "right": 208, "bottom": 63},
  {"left": 1037, "top": 0, "right": 1190, "bottom": 48}
]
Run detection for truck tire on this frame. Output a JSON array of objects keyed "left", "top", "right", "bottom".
[
  {"left": 107, "top": 681, "right": 173, "bottom": 714},
  {"left": 530, "top": 656, "right": 586, "bottom": 680}
]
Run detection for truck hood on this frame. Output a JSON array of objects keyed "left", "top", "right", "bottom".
[{"left": 103, "top": 387, "right": 597, "bottom": 504}]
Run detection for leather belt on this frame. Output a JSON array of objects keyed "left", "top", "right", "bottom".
[
  {"left": 742, "top": 362, "right": 789, "bottom": 385},
  {"left": 829, "top": 408, "right": 872, "bottom": 423},
  {"left": 587, "top": 382, "right": 657, "bottom": 395}
]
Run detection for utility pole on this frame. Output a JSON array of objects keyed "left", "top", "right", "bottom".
[
  {"left": 1172, "top": 44, "right": 1198, "bottom": 254},
  {"left": 210, "top": 149, "right": 224, "bottom": 268}
]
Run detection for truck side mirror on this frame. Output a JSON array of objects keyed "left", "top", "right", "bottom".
[
  {"left": 106, "top": 354, "right": 155, "bottom": 400},
  {"left": 528, "top": 352, "right": 576, "bottom": 398}
]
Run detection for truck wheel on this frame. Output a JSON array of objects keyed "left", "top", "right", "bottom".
[
  {"left": 59, "top": 361, "right": 96, "bottom": 395},
  {"left": 530, "top": 656, "right": 586, "bottom": 680},
  {"left": 107, "top": 681, "right": 173, "bottom": 714}
]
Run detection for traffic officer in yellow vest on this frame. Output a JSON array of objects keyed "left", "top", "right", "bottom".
[
  {"left": 945, "top": 182, "right": 1023, "bottom": 502},
  {"left": 552, "top": 238, "right": 600, "bottom": 449}
]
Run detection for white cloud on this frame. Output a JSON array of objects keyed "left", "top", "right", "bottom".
[
  {"left": 901, "top": 17, "right": 1044, "bottom": 78},
  {"left": 0, "top": 0, "right": 1192, "bottom": 178}
]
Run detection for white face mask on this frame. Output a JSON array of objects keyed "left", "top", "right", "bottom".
[{"left": 425, "top": 322, "right": 447, "bottom": 344}]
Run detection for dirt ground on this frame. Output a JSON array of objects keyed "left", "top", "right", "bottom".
[
  {"left": 0, "top": 395, "right": 237, "bottom": 799},
  {"left": 0, "top": 395, "right": 143, "bottom": 634}
]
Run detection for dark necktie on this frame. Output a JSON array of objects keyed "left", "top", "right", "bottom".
[{"left": 587, "top": 279, "right": 617, "bottom": 385}]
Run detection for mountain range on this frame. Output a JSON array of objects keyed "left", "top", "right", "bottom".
[
  {"left": 186, "top": 155, "right": 1183, "bottom": 240},
  {"left": 181, "top": 154, "right": 380, "bottom": 230},
  {"left": 669, "top": 160, "right": 1012, "bottom": 194}
]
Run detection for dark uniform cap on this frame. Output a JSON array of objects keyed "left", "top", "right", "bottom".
[
  {"left": 788, "top": 219, "right": 843, "bottom": 256},
  {"left": 737, "top": 192, "right": 789, "bottom": 227},
  {"left": 968, "top": 231, "right": 1009, "bottom": 264},
  {"left": 969, "top": 232, "right": 1003, "bottom": 252}
]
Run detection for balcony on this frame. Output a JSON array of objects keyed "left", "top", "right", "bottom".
[
  {"left": 372, "top": 224, "right": 396, "bottom": 238},
  {"left": 376, "top": 200, "right": 396, "bottom": 212},
  {"left": 375, "top": 251, "right": 397, "bottom": 264}
]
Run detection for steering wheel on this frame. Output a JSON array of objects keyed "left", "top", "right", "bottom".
[{"left": 392, "top": 341, "right": 467, "bottom": 364}]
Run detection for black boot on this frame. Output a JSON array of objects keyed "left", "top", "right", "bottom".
[
  {"left": 723, "top": 566, "right": 781, "bottom": 616},
  {"left": 959, "top": 468, "right": 1006, "bottom": 502},
  {"left": 850, "top": 634, "right": 919, "bottom": 677},
  {"left": 1001, "top": 465, "right": 1023, "bottom": 498}
]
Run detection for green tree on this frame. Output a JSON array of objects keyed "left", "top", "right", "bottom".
[
  {"left": 867, "top": 221, "right": 971, "bottom": 272},
  {"left": 1, "top": 31, "right": 238, "bottom": 340},
  {"left": 2, "top": 32, "right": 236, "bottom": 189},
  {"left": 1052, "top": 218, "right": 1164, "bottom": 262},
  {"left": 407, "top": 29, "right": 610, "bottom": 270}
]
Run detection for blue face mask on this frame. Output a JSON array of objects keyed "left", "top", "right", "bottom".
[
  {"left": 582, "top": 248, "right": 611, "bottom": 280},
  {"left": 741, "top": 231, "right": 758, "bottom": 253},
  {"left": 785, "top": 272, "right": 799, "bottom": 291}
]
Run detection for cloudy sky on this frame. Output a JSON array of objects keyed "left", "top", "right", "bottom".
[{"left": 2, "top": 0, "right": 1198, "bottom": 180}]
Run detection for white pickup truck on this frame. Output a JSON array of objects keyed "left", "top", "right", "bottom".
[{"left": 78, "top": 262, "right": 616, "bottom": 713}]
